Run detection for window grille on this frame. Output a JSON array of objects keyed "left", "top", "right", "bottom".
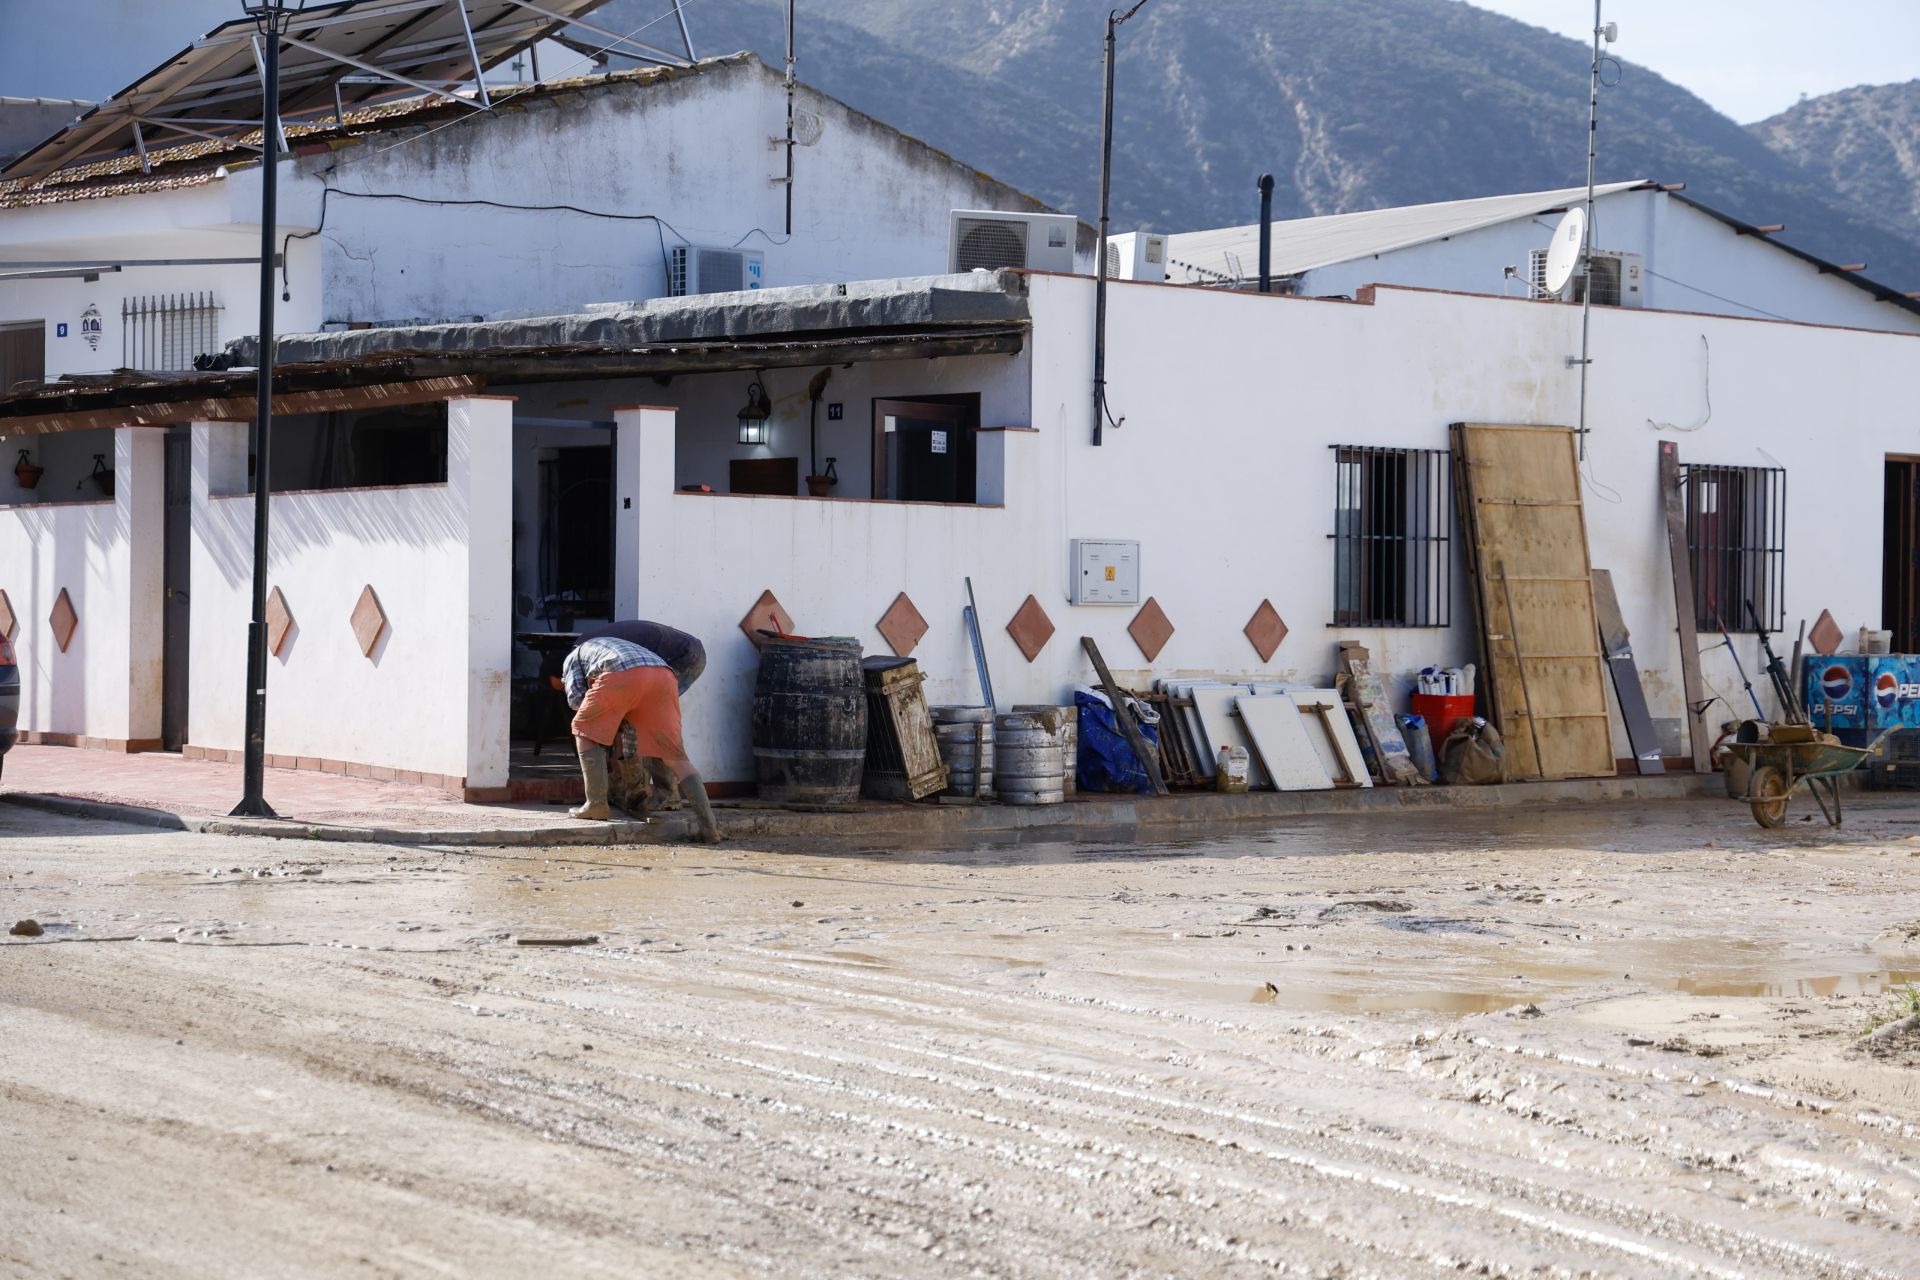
[
  {"left": 122, "top": 292, "right": 222, "bottom": 371},
  {"left": 1684, "top": 463, "right": 1786, "bottom": 633},
  {"left": 1331, "top": 445, "right": 1452, "bottom": 627}
]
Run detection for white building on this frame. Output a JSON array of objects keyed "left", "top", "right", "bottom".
[
  {"left": 1163, "top": 180, "right": 1920, "bottom": 335},
  {"left": 0, "top": 52, "right": 1080, "bottom": 391},
  {"left": 2, "top": 264, "right": 1917, "bottom": 801}
]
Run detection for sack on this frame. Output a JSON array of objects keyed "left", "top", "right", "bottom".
[
  {"left": 1439, "top": 718, "right": 1506, "bottom": 786},
  {"left": 1074, "top": 687, "right": 1161, "bottom": 794}
]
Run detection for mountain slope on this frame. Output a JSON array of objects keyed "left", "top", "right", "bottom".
[
  {"left": 1752, "top": 81, "right": 1920, "bottom": 241},
  {"left": 592, "top": 0, "right": 1920, "bottom": 286}
]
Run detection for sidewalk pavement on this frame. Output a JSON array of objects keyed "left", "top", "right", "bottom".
[
  {"left": 0, "top": 745, "right": 673, "bottom": 846},
  {"left": 0, "top": 743, "right": 1717, "bottom": 847}
]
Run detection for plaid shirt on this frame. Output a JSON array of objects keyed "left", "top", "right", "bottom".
[{"left": 561, "top": 636, "right": 666, "bottom": 709}]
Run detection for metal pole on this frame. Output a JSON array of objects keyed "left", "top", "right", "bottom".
[
  {"left": 233, "top": 4, "right": 284, "bottom": 819},
  {"left": 1577, "top": 0, "right": 1601, "bottom": 462},
  {"left": 1257, "top": 173, "right": 1275, "bottom": 293},
  {"left": 1092, "top": 8, "right": 1117, "bottom": 447}
]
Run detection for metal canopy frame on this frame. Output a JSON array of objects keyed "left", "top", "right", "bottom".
[{"left": 1, "top": 0, "right": 695, "bottom": 184}]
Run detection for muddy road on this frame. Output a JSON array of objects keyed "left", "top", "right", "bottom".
[{"left": 4, "top": 797, "right": 1920, "bottom": 1278}]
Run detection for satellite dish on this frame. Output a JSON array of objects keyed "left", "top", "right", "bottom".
[{"left": 1542, "top": 207, "right": 1586, "bottom": 295}]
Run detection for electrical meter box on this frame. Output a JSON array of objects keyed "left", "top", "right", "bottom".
[{"left": 1070, "top": 539, "right": 1141, "bottom": 605}]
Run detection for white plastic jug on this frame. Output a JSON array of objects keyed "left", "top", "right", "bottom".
[{"left": 1215, "top": 745, "right": 1250, "bottom": 793}]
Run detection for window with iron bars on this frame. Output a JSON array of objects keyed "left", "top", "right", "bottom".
[
  {"left": 1331, "top": 445, "right": 1452, "bottom": 627},
  {"left": 1684, "top": 462, "right": 1786, "bottom": 633},
  {"left": 122, "top": 292, "right": 222, "bottom": 371}
]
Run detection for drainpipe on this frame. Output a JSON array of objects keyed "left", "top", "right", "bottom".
[
  {"left": 1092, "top": 2, "right": 1153, "bottom": 446},
  {"left": 1092, "top": 9, "right": 1118, "bottom": 447},
  {"left": 1257, "top": 173, "right": 1275, "bottom": 293},
  {"left": 783, "top": 0, "right": 795, "bottom": 237}
]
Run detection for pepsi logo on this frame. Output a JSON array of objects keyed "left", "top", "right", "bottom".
[
  {"left": 1877, "top": 672, "right": 1900, "bottom": 710},
  {"left": 1820, "top": 665, "right": 1853, "bottom": 702}
]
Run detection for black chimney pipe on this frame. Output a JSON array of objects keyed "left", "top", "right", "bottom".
[{"left": 1257, "top": 173, "right": 1275, "bottom": 293}]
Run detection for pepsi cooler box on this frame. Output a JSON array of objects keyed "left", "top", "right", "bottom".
[{"left": 1804, "top": 654, "right": 1920, "bottom": 731}]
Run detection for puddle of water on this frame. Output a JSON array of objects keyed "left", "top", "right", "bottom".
[{"left": 1675, "top": 969, "right": 1920, "bottom": 999}]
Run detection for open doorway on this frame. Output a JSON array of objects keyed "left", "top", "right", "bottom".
[
  {"left": 871, "top": 395, "right": 979, "bottom": 503},
  {"left": 1884, "top": 456, "right": 1920, "bottom": 651}
]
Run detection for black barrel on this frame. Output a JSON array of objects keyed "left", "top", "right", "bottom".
[{"left": 752, "top": 637, "right": 867, "bottom": 807}]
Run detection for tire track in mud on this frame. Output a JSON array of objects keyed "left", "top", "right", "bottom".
[{"left": 433, "top": 943, "right": 1912, "bottom": 1278}]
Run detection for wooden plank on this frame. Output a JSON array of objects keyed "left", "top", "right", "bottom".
[
  {"left": 1290, "top": 690, "right": 1369, "bottom": 788},
  {"left": 1338, "top": 645, "right": 1422, "bottom": 785},
  {"left": 1081, "top": 636, "right": 1168, "bottom": 796},
  {"left": 1591, "top": 568, "right": 1666, "bottom": 776},
  {"left": 1453, "top": 423, "right": 1615, "bottom": 779},
  {"left": 1659, "top": 441, "right": 1713, "bottom": 772}
]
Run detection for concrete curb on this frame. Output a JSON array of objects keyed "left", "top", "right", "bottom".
[
  {"left": 4, "top": 773, "right": 1719, "bottom": 848},
  {"left": 0, "top": 791, "right": 684, "bottom": 847}
]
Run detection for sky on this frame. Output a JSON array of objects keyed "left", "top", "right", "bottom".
[{"left": 1461, "top": 0, "right": 1920, "bottom": 122}]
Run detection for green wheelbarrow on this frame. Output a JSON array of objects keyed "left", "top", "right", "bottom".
[{"left": 1722, "top": 726, "right": 1893, "bottom": 829}]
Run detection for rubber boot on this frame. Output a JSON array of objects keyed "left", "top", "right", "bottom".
[
  {"left": 571, "top": 736, "right": 611, "bottom": 820},
  {"left": 680, "top": 772, "right": 721, "bottom": 844}
]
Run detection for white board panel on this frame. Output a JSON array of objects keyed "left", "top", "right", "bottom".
[
  {"left": 1190, "top": 684, "right": 1269, "bottom": 788},
  {"left": 1236, "top": 696, "right": 1334, "bottom": 791},
  {"left": 1288, "top": 689, "right": 1372, "bottom": 788}
]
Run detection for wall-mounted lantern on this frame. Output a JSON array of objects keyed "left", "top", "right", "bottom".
[{"left": 736, "top": 377, "right": 772, "bottom": 445}]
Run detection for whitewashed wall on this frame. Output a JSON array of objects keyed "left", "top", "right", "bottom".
[
  {"left": 187, "top": 397, "right": 512, "bottom": 788},
  {"left": 0, "top": 426, "right": 161, "bottom": 743},
  {"left": 281, "top": 55, "right": 1073, "bottom": 327},
  {"left": 1293, "top": 189, "right": 1920, "bottom": 334},
  {"left": 600, "top": 274, "right": 1920, "bottom": 783},
  {"left": 0, "top": 178, "right": 325, "bottom": 382}
]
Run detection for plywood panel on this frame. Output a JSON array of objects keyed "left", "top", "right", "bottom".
[
  {"left": 1453, "top": 423, "right": 1614, "bottom": 780},
  {"left": 1191, "top": 684, "right": 1269, "bottom": 788}
]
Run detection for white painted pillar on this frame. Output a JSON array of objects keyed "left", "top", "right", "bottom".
[
  {"left": 115, "top": 426, "right": 165, "bottom": 744},
  {"left": 449, "top": 395, "right": 515, "bottom": 791},
  {"left": 185, "top": 420, "right": 251, "bottom": 754},
  {"left": 612, "top": 404, "right": 677, "bottom": 618}
]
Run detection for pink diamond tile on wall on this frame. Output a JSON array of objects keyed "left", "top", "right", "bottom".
[
  {"left": 1244, "top": 599, "right": 1288, "bottom": 663},
  {"left": 1128, "top": 597, "right": 1174, "bottom": 663},
  {"left": 1005, "top": 595, "right": 1055, "bottom": 663},
  {"left": 877, "top": 592, "right": 929, "bottom": 657},
  {"left": 350, "top": 585, "right": 387, "bottom": 657},
  {"left": 48, "top": 588, "right": 77, "bottom": 652},
  {"left": 266, "top": 587, "right": 294, "bottom": 656},
  {"left": 740, "top": 590, "right": 796, "bottom": 648}
]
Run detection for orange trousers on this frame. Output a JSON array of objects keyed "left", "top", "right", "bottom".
[{"left": 571, "top": 665, "right": 693, "bottom": 777}]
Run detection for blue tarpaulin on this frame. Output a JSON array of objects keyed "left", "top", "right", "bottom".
[{"left": 1075, "top": 687, "right": 1161, "bottom": 794}]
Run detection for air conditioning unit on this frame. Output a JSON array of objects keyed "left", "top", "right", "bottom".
[
  {"left": 668, "top": 245, "right": 765, "bottom": 297},
  {"left": 948, "top": 210, "right": 1077, "bottom": 274},
  {"left": 1527, "top": 247, "right": 1644, "bottom": 308},
  {"left": 1104, "top": 231, "right": 1167, "bottom": 282}
]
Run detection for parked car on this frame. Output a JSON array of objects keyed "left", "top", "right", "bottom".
[{"left": 0, "top": 632, "right": 16, "bottom": 775}]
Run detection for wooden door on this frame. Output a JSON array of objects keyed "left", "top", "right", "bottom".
[{"left": 1452, "top": 423, "right": 1614, "bottom": 779}]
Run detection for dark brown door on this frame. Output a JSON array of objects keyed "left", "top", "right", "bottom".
[
  {"left": 162, "top": 427, "right": 192, "bottom": 750},
  {"left": 0, "top": 321, "right": 45, "bottom": 394},
  {"left": 1885, "top": 457, "right": 1920, "bottom": 652},
  {"left": 871, "top": 399, "right": 970, "bottom": 503}
]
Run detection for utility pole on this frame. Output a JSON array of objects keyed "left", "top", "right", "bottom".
[
  {"left": 1092, "top": 0, "right": 1152, "bottom": 447},
  {"left": 232, "top": 1, "right": 295, "bottom": 819}
]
